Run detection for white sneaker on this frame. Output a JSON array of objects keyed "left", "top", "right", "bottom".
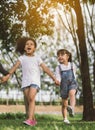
[
  {"left": 64, "top": 119, "right": 70, "bottom": 124},
  {"left": 67, "top": 106, "right": 74, "bottom": 117}
]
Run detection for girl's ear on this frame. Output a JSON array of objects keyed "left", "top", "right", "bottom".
[
  {"left": 68, "top": 53, "right": 72, "bottom": 62},
  {"left": 34, "top": 47, "right": 36, "bottom": 50},
  {"left": 67, "top": 55, "right": 70, "bottom": 60},
  {"left": 33, "top": 48, "right": 36, "bottom": 52},
  {"left": 24, "top": 47, "right": 26, "bottom": 51}
]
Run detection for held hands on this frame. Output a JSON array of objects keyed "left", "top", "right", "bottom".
[
  {"left": 54, "top": 79, "right": 60, "bottom": 86},
  {"left": 0, "top": 74, "right": 10, "bottom": 83}
]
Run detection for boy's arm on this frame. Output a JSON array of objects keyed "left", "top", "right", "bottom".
[{"left": 40, "top": 63, "right": 60, "bottom": 85}]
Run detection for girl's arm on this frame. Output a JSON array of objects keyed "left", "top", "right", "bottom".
[
  {"left": 9, "top": 60, "right": 21, "bottom": 75},
  {"left": 1, "top": 74, "right": 10, "bottom": 83},
  {"left": 1, "top": 60, "right": 20, "bottom": 83},
  {"left": 72, "top": 63, "right": 77, "bottom": 79},
  {"left": 55, "top": 66, "right": 61, "bottom": 82},
  {"left": 40, "top": 63, "right": 60, "bottom": 85}
]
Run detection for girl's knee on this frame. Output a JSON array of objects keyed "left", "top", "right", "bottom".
[
  {"left": 69, "top": 89, "right": 76, "bottom": 94},
  {"left": 29, "top": 96, "right": 35, "bottom": 103},
  {"left": 62, "top": 101, "right": 68, "bottom": 108}
]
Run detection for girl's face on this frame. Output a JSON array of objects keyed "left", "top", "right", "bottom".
[
  {"left": 24, "top": 40, "right": 36, "bottom": 56},
  {"left": 57, "top": 53, "right": 69, "bottom": 64}
]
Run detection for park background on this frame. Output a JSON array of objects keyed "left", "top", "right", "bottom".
[{"left": 0, "top": 0, "right": 95, "bottom": 127}]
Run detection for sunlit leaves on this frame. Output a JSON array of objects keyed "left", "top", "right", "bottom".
[
  {"left": 24, "top": 0, "right": 54, "bottom": 38},
  {"left": 0, "top": 0, "right": 23, "bottom": 51}
]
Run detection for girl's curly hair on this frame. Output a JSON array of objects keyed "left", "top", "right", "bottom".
[
  {"left": 16, "top": 37, "right": 37, "bottom": 55},
  {"left": 57, "top": 49, "right": 72, "bottom": 62}
]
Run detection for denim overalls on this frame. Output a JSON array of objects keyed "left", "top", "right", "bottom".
[{"left": 59, "top": 63, "right": 78, "bottom": 99}]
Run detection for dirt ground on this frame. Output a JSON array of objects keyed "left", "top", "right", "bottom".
[{"left": 0, "top": 105, "right": 83, "bottom": 114}]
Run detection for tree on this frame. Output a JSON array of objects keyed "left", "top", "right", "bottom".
[
  {"left": 24, "top": 0, "right": 54, "bottom": 38},
  {"left": 0, "top": 0, "right": 55, "bottom": 111},
  {"left": 0, "top": 0, "right": 55, "bottom": 84},
  {"left": 51, "top": 0, "right": 95, "bottom": 120},
  {"left": 0, "top": 0, "right": 54, "bottom": 50},
  {"left": 74, "top": 0, "right": 94, "bottom": 120},
  {"left": 0, "top": 0, "right": 23, "bottom": 51},
  {"left": 83, "top": 1, "right": 95, "bottom": 93}
]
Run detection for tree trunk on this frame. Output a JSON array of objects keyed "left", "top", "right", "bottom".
[{"left": 74, "top": 0, "right": 95, "bottom": 120}]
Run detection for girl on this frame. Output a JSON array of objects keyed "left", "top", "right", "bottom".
[
  {"left": 55, "top": 49, "right": 78, "bottom": 124},
  {"left": 6, "top": 37, "right": 59, "bottom": 126}
]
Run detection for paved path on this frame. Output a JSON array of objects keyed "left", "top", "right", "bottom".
[{"left": 0, "top": 105, "right": 83, "bottom": 114}]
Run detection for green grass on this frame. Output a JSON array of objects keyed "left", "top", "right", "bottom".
[{"left": 0, "top": 113, "right": 95, "bottom": 130}]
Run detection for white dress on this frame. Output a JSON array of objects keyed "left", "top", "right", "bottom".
[{"left": 18, "top": 55, "right": 43, "bottom": 89}]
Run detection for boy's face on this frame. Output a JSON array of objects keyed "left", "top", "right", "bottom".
[
  {"left": 24, "top": 40, "right": 36, "bottom": 55},
  {"left": 57, "top": 53, "right": 69, "bottom": 64}
]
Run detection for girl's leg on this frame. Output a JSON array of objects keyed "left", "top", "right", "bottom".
[
  {"left": 28, "top": 87, "right": 37, "bottom": 120},
  {"left": 62, "top": 98, "right": 70, "bottom": 124},
  {"left": 23, "top": 88, "right": 30, "bottom": 117},
  {"left": 24, "top": 95, "right": 29, "bottom": 118},
  {"left": 62, "top": 98, "right": 68, "bottom": 119},
  {"left": 69, "top": 89, "right": 76, "bottom": 114}
]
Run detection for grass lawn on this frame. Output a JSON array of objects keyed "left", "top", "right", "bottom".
[{"left": 0, "top": 113, "right": 95, "bottom": 130}]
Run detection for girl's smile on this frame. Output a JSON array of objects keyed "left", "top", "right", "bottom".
[
  {"left": 58, "top": 54, "right": 69, "bottom": 65},
  {"left": 24, "top": 40, "right": 36, "bottom": 56}
]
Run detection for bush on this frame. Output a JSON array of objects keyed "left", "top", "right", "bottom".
[{"left": 0, "top": 98, "right": 24, "bottom": 105}]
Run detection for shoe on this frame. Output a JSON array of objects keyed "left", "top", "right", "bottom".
[
  {"left": 67, "top": 106, "right": 74, "bottom": 117},
  {"left": 64, "top": 119, "right": 70, "bottom": 124},
  {"left": 23, "top": 119, "right": 37, "bottom": 126},
  {"left": 33, "top": 120, "right": 37, "bottom": 125}
]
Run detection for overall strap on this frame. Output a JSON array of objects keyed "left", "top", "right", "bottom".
[
  {"left": 58, "top": 65, "right": 61, "bottom": 71},
  {"left": 71, "top": 62, "right": 73, "bottom": 70},
  {"left": 71, "top": 62, "right": 76, "bottom": 79},
  {"left": 58, "top": 65, "right": 62, "bottom": 76}
]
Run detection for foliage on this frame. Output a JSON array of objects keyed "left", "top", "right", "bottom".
[
  {"left": 24, "top": 0, "right": 54, "bottom": 38},
  {"left": 0, "top": 0, "right": 95, "bottom": 121},
  {"left": 0, "top": 0, "right": 54, "bottom": 52},
  {"left": 0, "top": 0, "right": 23, "bottom": 51},
  {"left": 50, "top": 0, "right": 95, "bottom": 120},
  {"left": 0, "top": 0, "right": 55, "bottom": 102},
  {"left": 0, "top": 112, "right": 25, "bottom": 120}
]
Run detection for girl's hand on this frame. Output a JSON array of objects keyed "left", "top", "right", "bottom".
[
  {"left": 1, "top": 74, "right": 10, "bottom": 83},
  {"left": 54, "top": 79, "right": 60, "bottom": 86}
]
